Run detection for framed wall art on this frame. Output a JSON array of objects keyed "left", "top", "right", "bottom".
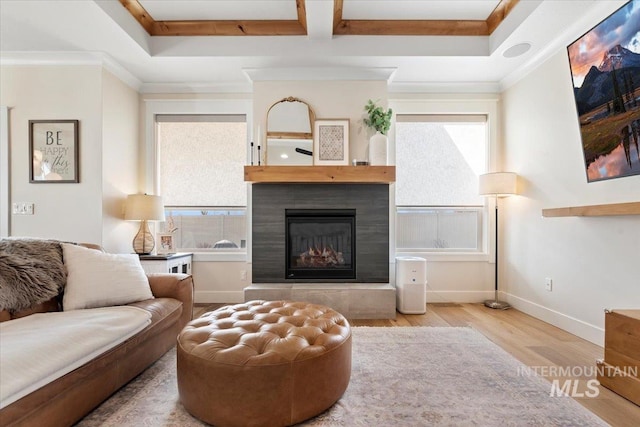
[
  {"left": 566, "top": 0, "right": 640, "bottom": 182},
  {"left": 29, "top": 120, "right": 79, "bottom": 183},
  {"left": 313, "top": 119, "right": 349, "bottom": 165}
]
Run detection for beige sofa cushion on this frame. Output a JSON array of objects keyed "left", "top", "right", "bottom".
[{"left": 62, "top": 244, "right": 153, "bottom": 310}]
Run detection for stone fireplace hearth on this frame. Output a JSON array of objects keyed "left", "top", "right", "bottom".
[{"left": 245, "top": 182, "right": 395, "bottom": 318}]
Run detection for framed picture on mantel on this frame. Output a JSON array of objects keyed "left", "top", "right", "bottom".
[
  {"left": 313, "top": 119, "right": 349, "bottom": 166},
  {"left": 29, "top": 120, "right": 79, "bottom": 183}
]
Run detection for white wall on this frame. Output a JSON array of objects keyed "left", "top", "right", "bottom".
[
  {"left": 254, "top": 81, "right": 388, "bottom": 161},
  {"left": 101, "top": 69, "right": 140, "bottom": 253},
  {"left": 193, "top": 260, "right": 250, "bottom": 303},
  {"left": 501, "top": 51, "right": 640, "bottom": 345},
  {"left": 1, "top": 65, "right": 104, "bottom": 242},
  {"left": 0, "top": 65, "right": 140, "bottom": 249},
  {"left": 1, "top": 106, "right": 9, "bottom": 237}
]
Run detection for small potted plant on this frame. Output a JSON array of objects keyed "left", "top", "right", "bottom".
[
  {"left": 363, "top": 99, "right": 392, "bottom": 165},
  {"left": 363, "top": 99, "right": 392, "bottom": 135}
]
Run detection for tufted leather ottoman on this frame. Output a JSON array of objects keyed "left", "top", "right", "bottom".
[{"left": 177, "top": 300, "right": 352, "bottom": 427}]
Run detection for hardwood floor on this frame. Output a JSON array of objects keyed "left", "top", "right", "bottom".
[{"left": 193, "top": 302, "right": 640, "bottom": 426}]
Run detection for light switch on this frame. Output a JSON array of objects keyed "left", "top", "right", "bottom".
[{"left": 12, "top": 202, "right": 34, "bottom": 215}]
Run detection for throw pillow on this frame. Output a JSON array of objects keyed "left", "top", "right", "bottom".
[
  {"left": 0, "top": 239, "right": 66, "bottom": 312},
  {"left": 62, "top": 244, "right": 153, "bottom": 311}
]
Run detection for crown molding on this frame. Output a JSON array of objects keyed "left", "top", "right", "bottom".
[
  {"left": 243, "top": 67, "right": 397, "bottom": 82},
  {"left": 140, "top": 81, "right": 253, "bottom": 94},
  {"left": 389, "top": 81, "right": 500, "bottom": 94},
  {"left": 100, "top": 54, "right": 143, "bottom": 91},
  {"left": 1, "top": 51, "right": 102, "bottom": 65},
  {"left": 0, "top": 51, "right": 142, "bottom": 91}
]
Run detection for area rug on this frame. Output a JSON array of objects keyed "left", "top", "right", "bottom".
[{"left": 76, "top": 327, "right": 607, "bottom": 426}]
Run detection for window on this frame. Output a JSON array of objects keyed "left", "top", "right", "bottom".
[
  {"left": 396, "top": 207, "right": 481, "bottom": 251},
  {"left": 395, "top": 115, "right": 487, "bottom": 252},
  {"left": 156, "top": 114, "right": 247, "bottom": 251}
]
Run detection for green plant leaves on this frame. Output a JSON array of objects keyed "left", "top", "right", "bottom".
[{"left": 363, "top": 99, "right": 393, "bottom": 135}]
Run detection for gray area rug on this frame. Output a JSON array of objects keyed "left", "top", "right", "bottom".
[{"left": 77, "top": 327, "right": 607, "bottom": 426}]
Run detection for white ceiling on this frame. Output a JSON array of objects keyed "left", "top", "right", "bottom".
[{"left": 0, "top": 0, "right": 630, "bottom": 93}]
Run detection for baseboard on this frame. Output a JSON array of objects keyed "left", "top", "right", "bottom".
[
  {"left": 195, "top": 291, "right": 244, "bottom": 304},
  {"left": 200, "top": 288, "right": 491, "bottom": 315},
  {"left": 505, "top": 293, "right": 604, "bottom": 346},
  {"left": 426, "top": 290, "right": 495, "bottom": 303}
]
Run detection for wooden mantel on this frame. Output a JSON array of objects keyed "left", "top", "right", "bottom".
[
  {"left": 244, "top": 166, "right": 395, "bottom": 183},
  {"left": 542, "top": 202, "right": 640, "bottom": 217}
]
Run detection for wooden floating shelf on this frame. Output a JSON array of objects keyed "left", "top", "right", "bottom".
[
  {"left": 542, "top": 202, "right": 640, "bottom": 217},
  {"left": 244, "top": 166, "right": 395, "bottom": 183}
]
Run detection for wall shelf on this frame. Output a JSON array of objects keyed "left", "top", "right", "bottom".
[
  {"left": 244, "top": 166, "right": 395, "bottom": 183},
  {"left": 542, "top": 202, "right": 640, "bottom": 217}
]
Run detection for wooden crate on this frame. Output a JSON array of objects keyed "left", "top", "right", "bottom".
[{"left": 597, "top": 309, "right": 640, "bottom": 406}]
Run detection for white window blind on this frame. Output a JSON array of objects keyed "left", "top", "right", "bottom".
[
  {"left": 395, "top": 115, "right": 486, "bottom": 207},
  {"left": 157, "top": 114, "right": 247, "bottom": 207}
]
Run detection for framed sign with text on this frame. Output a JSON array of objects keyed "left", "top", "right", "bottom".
[{"left": 29, "top": 120, "right": 79, "bottom": 183}]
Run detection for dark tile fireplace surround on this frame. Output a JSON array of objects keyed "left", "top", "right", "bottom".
[
  {"left": 252, "top": 184, "right": 389, "bottom": 283},
  {"left": 246, "top": 183, "right": 396, "bottom": 318}
]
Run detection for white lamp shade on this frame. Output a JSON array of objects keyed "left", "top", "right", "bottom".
[
  {"left": 479, "top": 172, "right": 518, "bottom": 196},
  {"left": 124, "top": 194, "right": 165, "bottom": 221}
]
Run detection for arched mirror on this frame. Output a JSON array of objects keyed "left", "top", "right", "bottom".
[{"left": 266, "top": 97, "right": 315, "bottom": 165}]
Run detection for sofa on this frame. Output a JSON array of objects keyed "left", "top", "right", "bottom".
[{"left": 0, "top": 239, "right": 194, "bottom": 427}]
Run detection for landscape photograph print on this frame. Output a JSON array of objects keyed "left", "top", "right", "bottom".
[{"left": 567, "top": 0, "right": 640, "bottom": 182}]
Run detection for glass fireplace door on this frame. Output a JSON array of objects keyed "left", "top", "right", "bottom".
[{"left": 285, "top": 209, "right": 356, "bottom": 280}]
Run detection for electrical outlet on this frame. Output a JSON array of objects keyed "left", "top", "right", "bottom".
[
  {"left": 12, "top": 202, "right": 34, "bottom": 215},
  {"left": 545, "top": 278, "right": 553, "bottom": 292},
  {"left": 240, "top": 270, "right": 247, "bottom": 281}
]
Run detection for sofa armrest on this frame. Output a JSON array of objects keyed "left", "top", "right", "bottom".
[{"left": 147, "top": 273, "right": 194, "bottom": 329}]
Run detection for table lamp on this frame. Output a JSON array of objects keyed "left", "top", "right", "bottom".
[
  {"left": 124, "top": 194, "right": 165, "bottom": 255},
  {"left": 479, "top": 172, "right": 518, "bottom": 310}
]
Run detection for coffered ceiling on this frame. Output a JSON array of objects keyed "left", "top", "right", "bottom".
[
  {"left": 120, "top": 0, "right": 516, "bottom": 36},
  {"left": 0, "top": 0, "right": 629, "bottom": 93}
]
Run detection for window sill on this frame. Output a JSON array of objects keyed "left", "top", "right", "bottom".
[
  {"left": 193, "top": 252, "right": 247, "bottom": 262},
  {"left": 394, "top": 251, "right": 489, "bottom": 262}
]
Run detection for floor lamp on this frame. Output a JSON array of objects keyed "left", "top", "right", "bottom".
[
  {"left": 479, "top": 172, "right": 518, "bottom": 310},
  {"left": 124, "top": 194, "right": 165, "bottom": 255}
]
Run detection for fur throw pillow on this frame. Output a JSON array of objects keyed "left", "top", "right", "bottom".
[{"left": 0, "top": 239, "right": 66, "bottom": 312}]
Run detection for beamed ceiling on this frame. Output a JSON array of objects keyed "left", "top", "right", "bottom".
[
  {"left": 119, "top": 0, "right": 518, "bottom": 36},
  {"left": 0, "top": 0, "right": 629, "bottom": 93}
]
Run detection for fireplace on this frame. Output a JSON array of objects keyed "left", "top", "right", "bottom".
[
  {"left": 248, "top": 183, "right": 395, "bottom": 318},
  {"left": 251, "top": 183, "right": 389, "bottom": 283},
  {"left": 286, "top": 209, "right": 356, "bottom": 280}
]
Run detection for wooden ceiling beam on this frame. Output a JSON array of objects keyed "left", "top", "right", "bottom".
[
  {"left": 296, "top": 0, "right": 308, "bottom": 33},
  {"left": 333, "top": 0, "right": 515, "bottom": 36},
  {"left": 333, "top": 0, "right": 344, "bottom": 33},
  {"left": 486, "top": 0, "right": 520, "bottom": 34},
  {"left": 334, "top": 19, "right": 489, "bottom": 36},
  {"left": 120, "top": 0, "right": 307, "bottom": 36},
  {"left": 152, "top": 20, "right": 307, "bottom": 36},
  {"left": 119, "top": 0, "right": 154, "bottom": 35}
]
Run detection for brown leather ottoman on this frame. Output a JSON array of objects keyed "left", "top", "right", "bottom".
[{"left": 177, "top": 300, "right": 352, "bottom": 427}]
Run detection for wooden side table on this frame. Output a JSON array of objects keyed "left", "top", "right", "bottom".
[
  {"left": 139, "top": 252, "right": 193, "bottom": 275},
  {"left": 597, "top": 309, "right": 640, "bottom": 406}
]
